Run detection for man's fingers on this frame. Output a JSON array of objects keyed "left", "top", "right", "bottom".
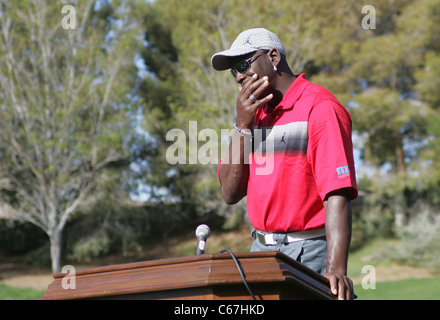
[
  {"left": 336, "top": 275, "right": 354, "bottom": 300},
  {"left": 338, "top": 277, "right": 346, "bottom": 300},
  {"left": 238, "top": 75, "right": 271, "bottom": 107},
  {"left": 348, "top": 278, "right": 354, "bottom": 300},
  {"left": 241, "top": 73, "right": 259, "bottom": 92},
  {"left": 327, "top": 274, "right": 338, "bottom": 296},
  {"left": 258, "top": 93, "right": 273, "bottom": 105},
  {"left": 250, "top": 77, "right": 269, "bottom": 96},
  {"left": 324, "top": 273, "right": 355, "bottom": 300},
  {"left": 242, "top": 74, "right": 268, "bottom": 97}
]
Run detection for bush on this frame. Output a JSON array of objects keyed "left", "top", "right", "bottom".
[
  {"left": 389, "top": 209, "right": 440, "bottom": 271},
  {"left": 0, "top": 219, "right": 47, "bottom": 255},
  {"left": 67, "top": 230, "right": 112, "bottom": 262}
]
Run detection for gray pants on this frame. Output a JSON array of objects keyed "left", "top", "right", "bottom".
[{"left": 250, "top": 231, "right": 327, "bottom": 274}]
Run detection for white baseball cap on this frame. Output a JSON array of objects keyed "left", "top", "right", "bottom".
[{"left": 211, "top": 28, "right": 286, "bottom": 71}]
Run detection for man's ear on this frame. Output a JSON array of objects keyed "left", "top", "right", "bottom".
[{"left": 268, "top": 48, "right": 281, "bottom": 68}]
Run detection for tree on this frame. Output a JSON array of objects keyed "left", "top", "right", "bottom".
[{"left": 0, "top": 0, "right": 144, "bottom": 273}]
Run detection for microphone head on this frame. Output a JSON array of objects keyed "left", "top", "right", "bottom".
[{"left": 195, "top": 224, "right": 211, "bottom": 239}]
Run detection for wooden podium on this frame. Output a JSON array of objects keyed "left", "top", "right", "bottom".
[{"left": 41, "top": 251, "right": 335, "bottom": 300}]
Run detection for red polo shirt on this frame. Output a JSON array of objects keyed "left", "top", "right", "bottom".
[{"left": 243, "top": 73, "right": 357, "bottom": 232}]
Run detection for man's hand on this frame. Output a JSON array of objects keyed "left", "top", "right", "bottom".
[
  {"left": 235, "top": 73, "right": 273, "bottom": 130},
  {"left": 323, "top": 272, "right": 354, "bottom": 300}
]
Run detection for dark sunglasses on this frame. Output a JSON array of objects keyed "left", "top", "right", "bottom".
[{"left": 230, "top": 51, "right": 268, "bottom": 77}]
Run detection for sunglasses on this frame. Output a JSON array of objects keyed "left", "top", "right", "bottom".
[{"left": 230, "top": 51, "right": 268, "bottom": 77}]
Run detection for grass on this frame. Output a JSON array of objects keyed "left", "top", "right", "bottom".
[
  {"left": 349, "top": 238, "right": 440, "bottom": 300},
  {"left": 354, "top": 277, "right": 440, "bottom": 300},
  {"left": 347, "top": 237, "right": 397, "bottom": 279},
  {"left": 0, "top": 283, "right": 44, "bottom": 300}
]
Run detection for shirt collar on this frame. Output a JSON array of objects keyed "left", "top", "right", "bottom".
[{"left": 267, "top": 73, "right": 310, "bottom": 112}]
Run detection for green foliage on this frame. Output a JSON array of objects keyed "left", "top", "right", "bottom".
[
  {"left": 0, "top": 219, "right": 46, "bottom": 255},
  {"left": 389, "top": 210, "right": 440, "bottom": 271},
  {"left": 353, "top": 176, "right": 401, "bottom": 242},
  {"left": 68, "top": 230, "right": 112, "bottom": 262},
  {"left": 350, "top": 89, "right": 430, "bottom": 172},
  {"left": 354, "top": 277, "right": 440, "bottom": 300},
  {"left": 0, "top": 284, "right": 44, "bottom": 300},
  {"left": 415, "top": 52, "right": 440, "bottom": 108},
  {"left": 65, "top": 200, "right": 145, "bottom": 262}
]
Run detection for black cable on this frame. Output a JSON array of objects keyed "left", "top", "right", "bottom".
[{"left": 219, "top": 249, "right": 256, "bottom": 300}]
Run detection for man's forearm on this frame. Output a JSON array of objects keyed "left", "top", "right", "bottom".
[
  {"left": 219, "top": 131, "right": 251, "bottom": 204},
  {"left": 324, "top": 189, "right": 352, "bottom": 274}
]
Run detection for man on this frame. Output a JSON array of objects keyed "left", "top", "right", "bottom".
[{"left": 211, "top": 28, "right": 358, "bottom": 300}]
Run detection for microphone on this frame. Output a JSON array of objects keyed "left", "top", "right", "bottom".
[{"left": 195, "top": 224, "right": 211, "bottom": 255}]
